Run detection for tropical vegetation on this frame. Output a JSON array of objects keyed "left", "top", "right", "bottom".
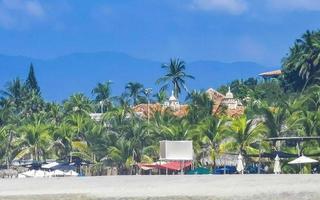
[{"left": 1, "top": 31, "right": 320, "bottom": 175}]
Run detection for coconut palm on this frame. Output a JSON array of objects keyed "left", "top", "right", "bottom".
[
  {"left": 157, "top": 118, "right": 192, "bottom": 141},
  {"left": 1, "top": 78, "right": 26, "bottom": 110},
  {"left": 283, "top": 30, "right": 320, "bottom": 91},
  {"left": 301, "top": 85, "right": 320, "bottom": 111},
  {"left": 186, "top": 90, "right": 213, "bottom": 123},
  {"left": 296, "top": 111, "right": 320, "bottom": 137},
  {"left": 16, "top": 116, "right": 52, "bottom": 161},
  {"left": 66, "top": 113, "right": 91, "bottom": 140},
  {"left": 189, "top": 117, "right": 227, "bottom": 165},
  {"left": 221, "top": 116, "right": 266, "bottom": 156},
  {"left": 52, "top": 122, "right": 75, "bottom": 160},
  {"left": 106, "top": 138, "right": 134, "bottom": 174},
  {"left": 154, "top": 90, "right": 167, "bottom": 104},
  {"left": 83, "top": 122, "right": 111, "bottom": 161},
  {"left": 122, "top": 119, "right": 152, "bottom": 163},
  {"left": 125, "top": 82, "right": 145, "bottom": 105},
  {"left": 92, "top": 81, "right": 113, "bottom": 112},
  {"left": 261, "top": 107, "right": 288, "bottom": 139},
  {"left": 23, "top": 89, "right": 45, "bottom": 116},
  {"left": 63, "top": 93, "right": 93, "bottom": 115},
  {"left": 0, "top": 126, "right": 11, "bottom": 167},
  {"left": 45, "top": 103, "right": 64, "bottom": 125},
  {"left": 156, "top": 58, "right": 194, "bottom": 98}
]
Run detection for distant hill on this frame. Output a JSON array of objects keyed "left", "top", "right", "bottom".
[{"left": 0, "top": 52, "right": 277, "bottom": 101}]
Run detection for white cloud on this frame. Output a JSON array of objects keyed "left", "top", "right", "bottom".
[
  {"left": 190, "top": 0, "right": 248, "bottom": 15},
  {"left": 266, "top": 0, "right": 320, "bottom": 11},
  {"left": 0, "top": 0, "right": 45, "bottom": 29}
]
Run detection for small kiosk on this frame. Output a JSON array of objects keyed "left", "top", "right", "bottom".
[{"left": 159, "top": 140, "right": 193, "bottom": 174}]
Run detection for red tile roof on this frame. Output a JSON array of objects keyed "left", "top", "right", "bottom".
[{"left": 133, "top": 88, "right": 244, "bottom": 118}]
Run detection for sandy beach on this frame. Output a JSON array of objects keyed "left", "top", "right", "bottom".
[{"left": 0, "top": 175, "right": 319, "bottom": 200}]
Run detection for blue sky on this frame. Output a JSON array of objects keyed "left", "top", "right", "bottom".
[{"left": 1, "top": 0, "right": 320, "bottom": 66}]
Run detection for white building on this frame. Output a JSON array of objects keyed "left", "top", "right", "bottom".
[
  {"left": 164, "top": 91, "right": 180, "bottom": 110},
  {"left": 221, "top": 87, "right": 242, "bottom": 110}
]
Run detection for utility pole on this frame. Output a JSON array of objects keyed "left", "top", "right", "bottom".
[{"left": 144, "top": 88, "right": 152, "bottom": 126}]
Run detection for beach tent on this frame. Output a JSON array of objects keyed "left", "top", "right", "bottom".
[
  {"left": 236, "top": 154, "right": 244, "bottom": 174},
  {"left": 273, "top": 155, "right": 281, "bottom": 174},
  {"left": 288, "top": 155, "right": 318, "bottom": 164}
]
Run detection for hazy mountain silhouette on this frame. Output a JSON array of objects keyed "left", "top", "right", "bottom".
[{"left": 0, "top": 52, "right": 277, "bottom": 101}]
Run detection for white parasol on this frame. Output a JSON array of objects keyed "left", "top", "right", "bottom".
[
  {"left": 273, "top": 154, "right": 281, "bottom": 174},
  {"left": 288, "top": 155, "right": 318, "bottom": 164},
  {"left": 236, "top": 154, "right": 244, "bottom": 174}
]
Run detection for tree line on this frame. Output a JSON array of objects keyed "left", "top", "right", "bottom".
[{"left": 1, "top": 30, "right": 320, "bottom": 174}]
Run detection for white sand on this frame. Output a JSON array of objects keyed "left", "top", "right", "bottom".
[{"left": 0, "top": 175, "right": 319, "bottom": 200}]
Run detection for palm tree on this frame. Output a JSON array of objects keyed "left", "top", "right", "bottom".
[
  {"left": 221, "top": 116, "right": 266, "bottom": 156},
  {"left": 0, "top": 125, "right": 12, "bottom": 168},
  {"left": 63, "top": 93, "right": 93, "bottom": 114},
  {"left": 154, "top": 91, "right": 167, "bottom": 104},
  {"left": 189, "top": 116, "right": 226, "bottom": 166},
  {"left": 0, "top": 126, "right": 7, "bottom": 164},
  {"left": 261, "top": 107, "right": 289, "bottom": 139},
  {"left": 0, "top": 99, "right": 15, "bottom": 126},
  {"left": 106, "top": 138, "right": 133, "bottom": 174},
  {"left": 283, "top": 30, "right": 320, "bottom": 91},
  {"left": 301, "top": 85, "right": 320, "bottom": 111},
  {"left": 92, "top": 81, "right": 113, "bottom": 112},
  {"left": 125, "top": 82, "right": 145, "bottom": 105},
  {"left": 156, "top": 118, "right": 191, "bottom": 141},
  {"left": 16, "top": 116, "right": 52, "bottom": 161},
  {"left": 66, "top": 113, "right": 90, "bottom": 140},
  {"left": 23, "top": 89, "right": 45, "bottom": 116},
  {"left": 296, "top": 111, "right": 320, "bottom": 137},
  {"left": 52, "top": 122, "right": 75, "bottom": 160},
  {"left": 122, "top": 119, "right": 151, "bottom": 163},
  {"left": 1, "top": 78, "right": 26, "bottom": 110},
  {"left": 45, "top": 103, "right": 63, "bottom": 125},
  {"left": 156, "top": 58, "right": 195, "bottom": 98},
  {"left": 186, "top": 90, "right": 213, "bottom": 123},
  {"left": 83, "top": 122, "right": 110, "bottom": 161}
]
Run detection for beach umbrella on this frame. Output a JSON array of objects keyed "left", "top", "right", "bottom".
[
  {"left": 273, "top": 154, "right": 281, "bottom": 174},
  {"left": 236, "top": 154, "right": 244, "bottom": 174},
  {"left": 288, "top": 155, "right": 318, "bottom": 164},
  {"left": 289, "top": 155, "right": 318, "bottom": 174}
]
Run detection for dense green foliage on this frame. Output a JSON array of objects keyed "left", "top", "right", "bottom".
[
  {"left": 282, "top": 30, "right": 320, "bottom": 91},
  {"left": 1, "top": 30, "right": 320, "bottom": 174}
]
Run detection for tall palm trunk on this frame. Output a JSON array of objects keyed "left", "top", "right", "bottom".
[{"left": 5, "top": 130, "right": 13, "bottom": 169}]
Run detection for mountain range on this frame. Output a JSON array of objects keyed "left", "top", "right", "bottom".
[{"left": 0, "top": 51, "right": 278, "bottom": 101}]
